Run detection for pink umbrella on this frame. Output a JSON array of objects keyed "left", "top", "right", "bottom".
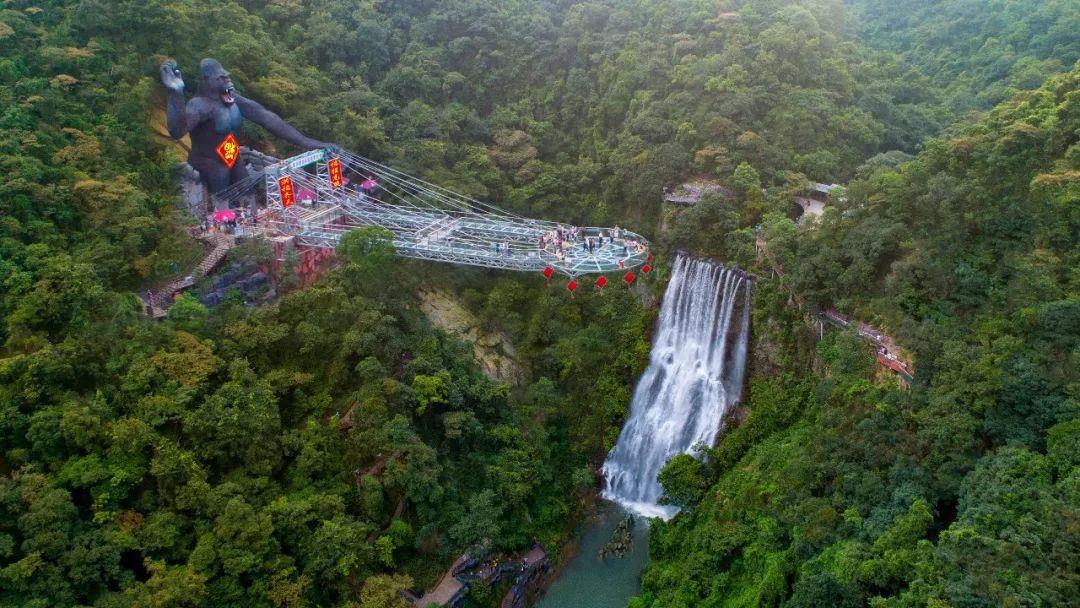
[
  {"left": 360, "top": 178, "right": 377, "bottom": 190},
  {"left": 298, "top": 188, "right": 316, "bottom": 201},
  {"left": 212, "top": 209, "right": 236, "bottom": 222}
]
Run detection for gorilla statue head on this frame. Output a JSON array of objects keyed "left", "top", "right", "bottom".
[{"left": 197, "top": 58, "right": 236, "bottom": 105}]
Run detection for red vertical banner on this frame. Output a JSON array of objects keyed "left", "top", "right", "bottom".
[
  {"left": 328, "top": 158, "right": 343, "bottom": 189},
  {"left": 279, "top": 176, "right": 295, "bottom": 208}
]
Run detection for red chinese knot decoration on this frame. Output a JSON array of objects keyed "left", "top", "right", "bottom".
[
  {"left": 624, "top": 272, "right": 636, "bottom": 284},
  {"left": 215, "top": 133, "right": 239, "bottom": 169},
  {"left": 279, "top": 176, "right": 295, "bottom": 208},
  {"left": 647, "top": 253, "right": 653, "bottom": 262},
  {"left": 595, "top": 276, "right": 607, "bottom": 289},
  {"left": 566, "top": 280, "right": 578, "bottom": 293},
  {"left": 542, "top": 266, "right": 554, "bottom": 279},
  {"left": 642, "top": 264, "right": 652, "bottom": 274},
  {"left": 328, "top": 158, "right": 344, "bottom": 189}
]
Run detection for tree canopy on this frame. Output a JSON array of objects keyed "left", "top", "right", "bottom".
[{"left": 2, "top": 0, "right": 1079, "bottom": 606}]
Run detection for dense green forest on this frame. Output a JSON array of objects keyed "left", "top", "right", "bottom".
[
  {"left": 644, "top": 62, "right": 1080, "bottom": 606},
  {"left": 1, "top": 0, "right": 1078, "bottom": 607},
  {"left": 850, "top": 0, "right": 1080, "bottom": 115}
]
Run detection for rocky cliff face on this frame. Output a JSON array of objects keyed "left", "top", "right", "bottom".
[{"left": 419, "top": 288, "right": 522, "bottom": 381}]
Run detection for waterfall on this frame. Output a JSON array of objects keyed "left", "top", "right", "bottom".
[{"left": 601, "top": 256, "right": 751, "bottom": 519}]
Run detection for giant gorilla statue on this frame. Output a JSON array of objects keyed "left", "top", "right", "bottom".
[{"left": 160, "top": 58, "right": 335, "bottom": 209}]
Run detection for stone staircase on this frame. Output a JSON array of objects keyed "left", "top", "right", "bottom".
[{"left": 146, "top": 233, "right": 235, "bottom": 318}]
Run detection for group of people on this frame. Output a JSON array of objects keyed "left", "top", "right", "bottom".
[
  {"left": 493, "top": 240, "right": 513, "bottom": 256},
  {"left": 538, "top": 224, "right": 601, "bottom": 260},
  {"left": 536, "top": 223, "right": 647, "bottom": 263},
  {"left": 200, "top": 207, "right": 259, "bottom": 235}
]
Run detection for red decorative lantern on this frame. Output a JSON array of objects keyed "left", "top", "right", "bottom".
[
  {"left": 566, "top": 280, "right": 578, "bottom": 293},
  {"left": 624, "top": 272, "right": 636, "bottom": 284},
  {"left": 647, "top": 253, "right": 653, "bottom": 262},
  {"left": 542, "top": 266, "right": 553, "bottom": 279},
  {"left": 642, "top": 264, "right": 652, "bottom": 274},
  {"left": 595, "top": 276, "right": 607, "bottom": 289}
]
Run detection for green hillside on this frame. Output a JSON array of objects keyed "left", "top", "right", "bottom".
[{"left": 1, "top": 1, "right": 1078, "bottom": 607}]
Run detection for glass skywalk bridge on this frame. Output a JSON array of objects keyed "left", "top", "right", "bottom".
[{"left": 219, "top": 148, "right": 650, "bottom": 277}]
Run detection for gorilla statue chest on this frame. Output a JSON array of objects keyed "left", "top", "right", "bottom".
[{"left": 213, "top": 102, "right": 243, "bottom": 134}]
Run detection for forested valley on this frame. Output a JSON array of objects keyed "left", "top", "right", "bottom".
[{"left": 1, "top": 1, "right": 1078, "bottom": 607}]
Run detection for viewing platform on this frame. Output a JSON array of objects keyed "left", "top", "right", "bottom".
[{"left": 217, "top": 149, "right": 651, "bottom": 278}]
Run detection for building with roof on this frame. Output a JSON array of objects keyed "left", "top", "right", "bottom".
[{"left": 795, "top": 182, "right": 841, "bottom": 219}]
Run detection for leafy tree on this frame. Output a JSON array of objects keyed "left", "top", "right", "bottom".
[
  {"left": 657, "top": 453, "right": 706, "bottom": 510},
  {"left": 356, "top": 574, "right": 414, "bottom": 608}
]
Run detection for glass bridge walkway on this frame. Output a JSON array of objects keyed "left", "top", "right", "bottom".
[{"left": 214, "top": 148, "right": 651, "bottom": 278}]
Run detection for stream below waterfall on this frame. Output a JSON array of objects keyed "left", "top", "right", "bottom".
[{"left": 535, "top": 502, "right": 649, "bottom": 608}]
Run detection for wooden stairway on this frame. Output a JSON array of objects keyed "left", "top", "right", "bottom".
[{"left": 146, "top": 233, "right": 235, "bottom": 318}]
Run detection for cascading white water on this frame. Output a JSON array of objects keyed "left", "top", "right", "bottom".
[{"left": 601, "top": 256, "right": 751, "bottom": 519}]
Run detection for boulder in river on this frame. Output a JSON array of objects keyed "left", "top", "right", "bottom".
[{"left": 598, "top": 514, "right": 635, "bottom": 560}]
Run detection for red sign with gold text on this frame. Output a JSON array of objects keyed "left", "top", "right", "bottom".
[
  {"left": 328, "top": 158, "right": 343, "bottom": 189},
  {"left": 279, "top": 176, "right": 295, "bottom": 208},
  {"left": 215, "top": 133, "right": 239, "bottom": 169}
]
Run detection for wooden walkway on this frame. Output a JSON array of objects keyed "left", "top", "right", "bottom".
[
  {"left": 145, "top": 232, "right": 235, "bottom": 318},
  {"left": 820, "top": 309, "right": 914, "bottom": 380},
  {"left": 412, "top": 545, "right": 549, "bottom": 608},
  {"left": 414, "top": 553, "right": 471, "bottom": 608},
  {"left": 756, "top": 234, "right": 913, "bottom": 380},
  {"left": 498, "top": 547, "right": 549, "bottom": 608}
]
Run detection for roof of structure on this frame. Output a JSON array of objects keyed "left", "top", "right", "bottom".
[
  {"left": 812, "top": 182, "right": 841, "bottom": 194},
  {"left": 663, "top": 180, "right": 735, "bottom": 205}
]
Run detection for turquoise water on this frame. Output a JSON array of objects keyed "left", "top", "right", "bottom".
[{"left": 536, "top": 502, "right": 649, "bottom": 608}]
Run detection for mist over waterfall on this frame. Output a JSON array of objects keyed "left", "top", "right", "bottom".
[{"left": 602, "top": 256, "right": 751, "bottom": 519}]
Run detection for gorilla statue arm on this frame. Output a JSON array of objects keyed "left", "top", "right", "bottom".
[
  {"left": 235, "top": 95, "right": 335, "bottom": 151},
  {"left": 161, "top": 59, "right": 213, "bottom": 139},
  {"left": 159, "top": 57, "right": 334, "bottom": 151}
]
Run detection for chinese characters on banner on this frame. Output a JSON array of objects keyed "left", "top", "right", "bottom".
[
  {"left": 215, "top": 134, "right": 239, "bottom": 169},
  {"left": 328, "top": 158, "right": 343, "bottom": 189},
  {"left": 279, "top": 176, "right": 295, "bottom": 208}
]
